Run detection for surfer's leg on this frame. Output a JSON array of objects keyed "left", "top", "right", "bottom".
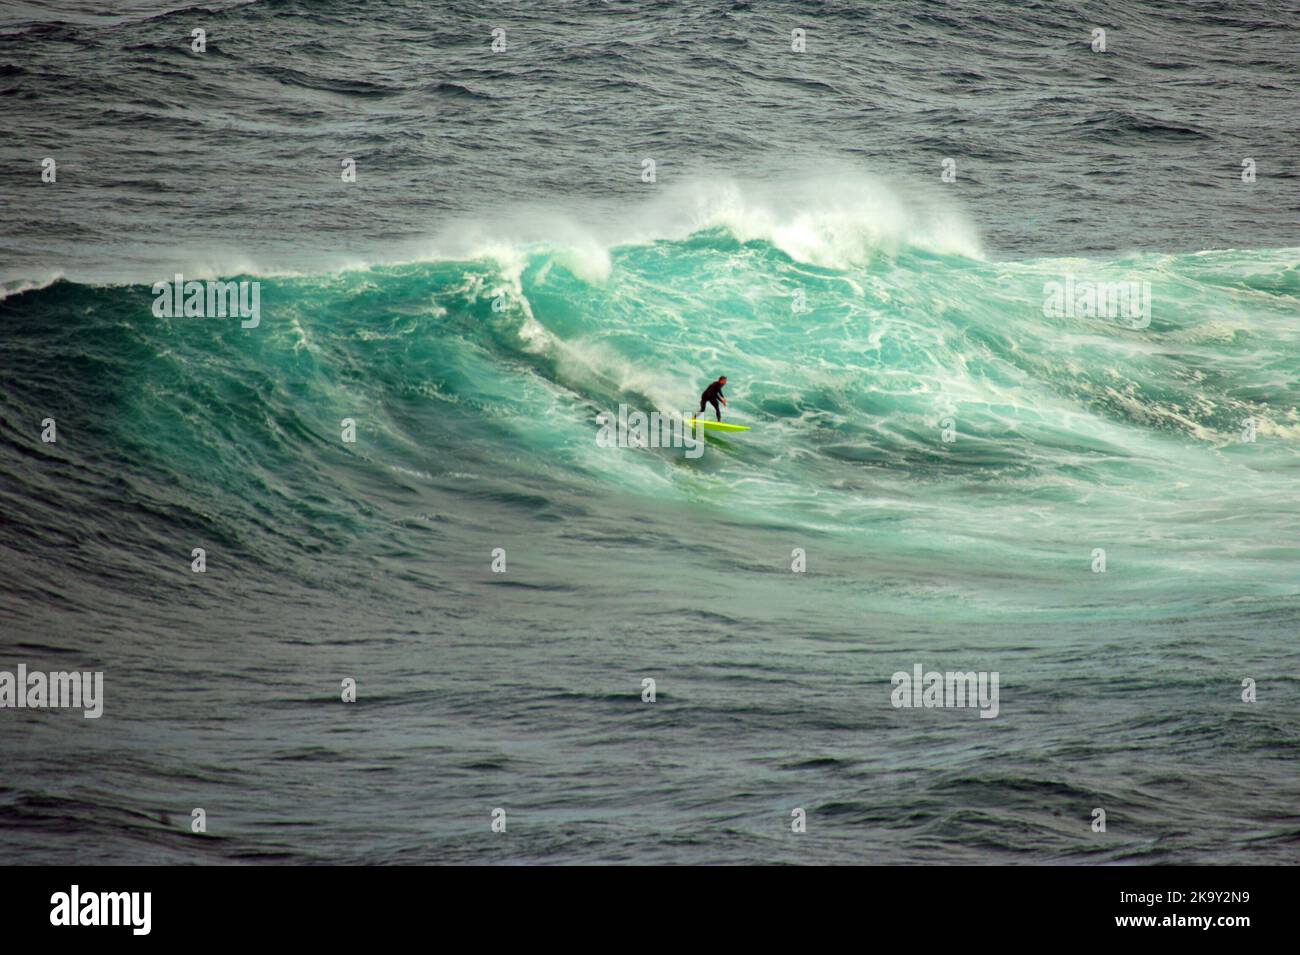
[{"left": 709, "top": 398, "right": 721, "bottom": 421}]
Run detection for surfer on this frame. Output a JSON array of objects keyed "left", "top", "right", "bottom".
[{"left": 697, "top": 376, "right": 728, "bottom": 422}]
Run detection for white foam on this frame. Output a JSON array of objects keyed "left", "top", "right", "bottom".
[
  {"left": 385, "top": 167, "right": 985, "bottom": 278},
  {"left": 0, "top": 273, "right": 63, "bottom": 300},
  {"left": 5, "top": 168, "right": 984, "bottom": 286},
  {"left": 648, "top": 175, "right": 984, "bottom": 268}
]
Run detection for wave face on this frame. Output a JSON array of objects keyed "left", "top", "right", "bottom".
[{"left": 5, "top": 219, "right": 1299, "bottom": 609}]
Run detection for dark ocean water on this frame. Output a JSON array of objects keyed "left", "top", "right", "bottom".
[{"left": 1, "top": 0, "right": 1298, "bottom": 864}]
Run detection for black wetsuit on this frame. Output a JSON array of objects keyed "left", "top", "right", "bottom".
[{"left": 698, "top": 380, "right": 725, "bottom": 421}]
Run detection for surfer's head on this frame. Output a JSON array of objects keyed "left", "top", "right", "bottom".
[{"left": 719, "top": 376, "right": 727, "bottom": 384}]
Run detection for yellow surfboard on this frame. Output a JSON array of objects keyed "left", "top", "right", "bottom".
[{"left": 686, "top": 419, "right": 751, "bottom": 432}]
